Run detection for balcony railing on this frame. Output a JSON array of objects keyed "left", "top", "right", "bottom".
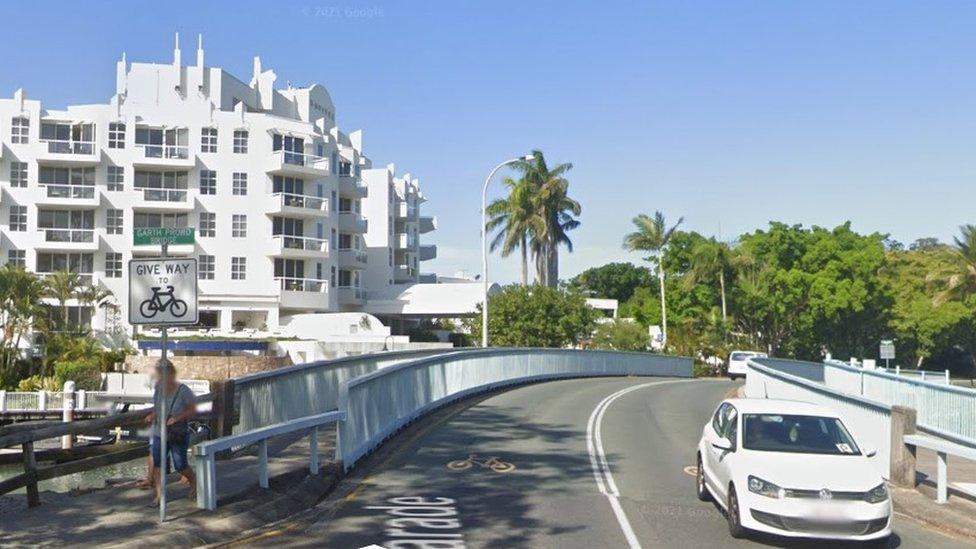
[
  {"left": 277, "top": 277, "right": 328, "bottom": 293},
  {"left": 273, "top": 235, "right": 328, "bottom": 253},
  {"left": 274, "top": 192, "right": 328, "bottom": 212},
  {"left": 271, "top": 150, "right": 329, "bottom": 171},
  {"left": 43, "top": 184, "right": 96, "bottom": 200},
  {"left": 44, "top": 140, "right": 95, "bottom": 155},
  {"left": 40, "top": 272, "right": 93, "bottom": 285},
  {"left": 338, "top": 249, "right": 368, "bottom": 263},
  {"left": 141, "top": 188, "right": 188, "bottom": 202},
  {"left": 40, "top": 228, "right": 95, "bottom": 243},
  {"left": 138, "top": 144, "right": 190, "bottom": 160},
  {"left": 337, "top": 286, "right": 364, "bottom": 300}
]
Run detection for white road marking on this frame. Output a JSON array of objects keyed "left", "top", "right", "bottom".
[{"left": 586, "top": 380, "right": 694, "bottom": 549}]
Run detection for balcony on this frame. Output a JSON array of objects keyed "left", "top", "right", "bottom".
[
  {"left": 133, "top": 188, "right": 193, "bottom": 211},
  {"left": 419, "top": 216, "right": 437, "bottom": 234},
  {"left": 37, "top": 184, "right": 100, "bottom": 207},
  {"left": 336, "top": 286, "right": 364, "bottom": 306},
  {"left": 133, "top": 145, "right": 195, "bottom": 169},
  {"left": 394, "top": 265, "right": 417, "bottom": 282},
  {"left": 267, "top": 150, "right": 330, "bottom": 177},
  {"left": 35, "top": 228, "right": 98, "bottom": 251},
  {"left": 338, "top": 175, "right": 368, "bottom": 198},
  {"left": 419, "top": 244, "right": 437, "bottom": 261},
  {"left": 268, "top": 192, "right": 329, "bottom": 218},
  {"left": 277, "top": 277, "right": 330, "bottom": 310},
  {"left": 269, "top": 235, "right": 329, "bottom": 259},
  {"left": 395, "top": 201, "right": 418, "bottom": 220},
  {"left": 337, "top": 212, "right": 368, "bottom": 234},
  {"left": 36, "top": 140, "right": 99, "bottom": 166},
  {"left": 394, "top": 233, "right": 417, "bottom": 250},
  {"left": 337, "top": 249, "right": 368, "bottom": 269}
]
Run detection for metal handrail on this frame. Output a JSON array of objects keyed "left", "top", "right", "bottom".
[
  {"left": 137, "top": 144, "right": 190, "bottom": 160},
  {"left": 42, "top": 139, "right": 95, "bottom": 155},
  {"left": 273, "top": 234, "right": 328, "bottom": 252},
  {"left": 271, "top": 149, "right": 329, "bottom": 170},
  {"left": 276, "top": 277, "right": 328, "bottom": 293},
  {"left": 41, "top": 183, "right": 96, "bottom": 199},
  {"left": 39, "top": 228, "right": 95, "bottom": 243},
  {"left": 141, "top": 188, "right": 188, "bottom": 202},
  {"left": 273, "top": 191, "right": 328, "bottom": 212}
]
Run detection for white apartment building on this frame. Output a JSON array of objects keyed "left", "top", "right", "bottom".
[{"left": 0, "top": 35, "right": 437, "bottom": 338}]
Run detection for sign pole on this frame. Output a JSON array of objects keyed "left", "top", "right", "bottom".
[{"left": 159, "top": 241, "right": 168, "bottom": 523}]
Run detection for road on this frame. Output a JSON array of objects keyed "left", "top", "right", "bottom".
[{"left": 264, "top": 378, "right": 973, "bottom": 548}]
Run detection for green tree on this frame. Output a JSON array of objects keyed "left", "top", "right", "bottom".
[
  {"left": 486, "top": 176, "right": 535, "bottom": 286},
  {"left": 623, "top": 211, "right": 684, "bottom": 348},
  {"left": 684, "top": 237, "right": 733, "bottom": 322},
  {"left": 929, "top": 224, "right": 976, "bottom": 304},
  {"left": 0, "top": 265, "right": 47, "bottom": 384},
  {"left": 515, "top": 150, "right": 581, "bottom": 287},
  {"left": 568, "top": 262, "right": 653, "bottom": 303},
  {"left": 45, "top": 270, "right": 83, "bottom": 331},
  {"left": 591, "top": 319, "right": 649, "bottom": 351},
  {"left": 481, "top": 285, "right": 596, "bottom": 347}
]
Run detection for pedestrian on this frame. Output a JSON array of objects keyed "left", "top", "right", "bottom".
[{"left": 143, "top": 359, "right": 197, "bottom": 504}]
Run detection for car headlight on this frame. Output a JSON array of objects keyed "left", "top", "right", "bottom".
[
  {"left": 748, "top": 475, "right": 786, "bottom": 499},
  {"left": 865, "top": 483, "right": 889, "bottom": 504}
]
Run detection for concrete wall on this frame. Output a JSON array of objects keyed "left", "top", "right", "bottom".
[{"left": 124, "top": 354, "right": 293, "bottom": 381}]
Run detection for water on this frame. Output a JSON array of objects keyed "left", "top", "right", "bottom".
[{"left": 0, "top": 457, "right": 146, "bottom": 494}]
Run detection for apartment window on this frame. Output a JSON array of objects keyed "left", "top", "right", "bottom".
[
  {"left": 232, "top": 172, "right": 247, "bottom": 196},
  {"left": 232, "top": 214, "right": 247, "bottom": 238},
  {"left": 107, "top": 165, "right": 124, "bottom": 191},
  {"left": 108, "top": 122, "right": 126, "bottom": 149},
  {"left": 11, "top": 117, "right": 29, "bottom": 144},
  {"left": 105, "top": 209, "right": 123, "bottom": 235},
  {"left": 136, "top": 127, "right": 188, "bottom": 158},
  {"left": 233, "top": 130, "right": 248, "bottom": 153},
  {"left": 331, "top": 190, "right": 337, "bottom": 212},
  {"left": 389, "top": 249, "right": 393, "bottom": 267},
  {"left": 10, "top": 162, "right": 27, "bottom": 188},
  {"left": 198, "top": 212, "right": 215, "bottom": 237},
  {"left": 199, "top": 255, "right": 215, "bottom": 280},
  {"left": 231, "top": 257, "right": 246, "bottom": 280},
  {"left": 274, "top": 258, "right": 305, "bottom": 279},
  {"left": 201, "top": 127, "right": 218, "bottom": 153},
  {"left": 331, "top": 152, "right": 338, "bottom": 174},
  {"left": 272, "top": 175, "right": 304, "bottom": 195},
  {"left": 199, "top": 170, "right": 216, "bottom": 195},
  {"left": 134, "top": 171, "right": 188, "bottom": 202},
  {"left": 7, "top": 250, "right": 25, "bottom": 268},
  {"left": 8, "top": 206, "right": 26, "bottom": 232},
  {"left": 272, "top": 217, "right": 303, "bottom": 237},
  {"left": 330, "top": 266, "right": 336, "bottom": 287},
  {"left": 331, "top": 228, "right": 337, "bottom": 250},
  {"left": 36, "top": 252, "right": 94, "bottom": 276},
  {"left": 133, "top": 212, "right": 188, "bottom": 228},
  {"left": 105, "top": 252, "right": 122, "bottom": 278}
]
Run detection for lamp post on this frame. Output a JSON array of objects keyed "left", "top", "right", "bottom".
[{"left": 481, "top": 154, "right": 536, "bottom": 347}]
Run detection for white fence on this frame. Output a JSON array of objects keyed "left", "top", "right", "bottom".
[
  {"left": 0, "top": 379, "right": 213, "bottom": 413},
  {"left": 337, "top": 349, "right": 691, "bottom": 469}
]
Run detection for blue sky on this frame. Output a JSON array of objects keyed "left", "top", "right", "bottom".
[{"left": 3, "top": 1, "right": 975, "bottom": 282}]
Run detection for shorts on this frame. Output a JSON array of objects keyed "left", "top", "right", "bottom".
[{"left": 150, "top": 435, "right": 190, "bottom": 472}]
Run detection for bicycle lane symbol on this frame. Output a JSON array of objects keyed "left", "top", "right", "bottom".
[{"left": 139, "top": 285, "right": 189, "bottom": 319}]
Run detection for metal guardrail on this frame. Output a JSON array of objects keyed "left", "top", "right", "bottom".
[
  {"left": 904, "top": 434, "right": 976, "bottom": 504},
  {"left": 192, "top": 410, "right": 344, "bottom": 510},
  {"left": 232, "top": 349, "right": 470, "bottom": 435},
  {"left": 337, "top": 349, "right": 692, "bottom": 470},
  {"left": 822, "top": 359, "right": 976, "bottom": 446}
]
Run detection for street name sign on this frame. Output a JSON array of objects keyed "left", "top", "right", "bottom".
[
  {"left": 133, "top": 227, "right": 195, "bottom": 246},
  {"left": 879, "top": 339, "right": 895, "bottom": 360},
  {"left": 128, "top": 258, "right": 199, "bottom": 325}
]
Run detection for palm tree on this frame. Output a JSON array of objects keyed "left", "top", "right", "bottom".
[
  {"left": 77, "top": 284, "right": 115, "bottom": 332},
  {"left": 513, "top": 150, "right": 580, "bottom": 287},
  {"left": 45, "top": 270, "right": 83, "bottom": 331},
  {"left": 486, "top": 176, "right": 535, "bottom": 286},
  {"left": 931, "top": 224, "right": 976, "bottom": 303},
  {"left": 684, "top": 238, "right": 733, "bottom": 321},
  {"left": 0, "top": 265, "right": 47, "bottom": 374},
  {"left": 623, "top": 211, "right": 684, "bottom": 347}
]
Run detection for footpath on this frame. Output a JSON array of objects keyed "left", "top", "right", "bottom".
[{"left": 0, "top": 428, "right": 339, "bottom": 548}]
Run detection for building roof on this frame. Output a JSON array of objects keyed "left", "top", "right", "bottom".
[{"left": 364, "top": 282, "right": 501, "bottom": 317}]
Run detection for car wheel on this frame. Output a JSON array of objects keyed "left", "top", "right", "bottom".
[
  {"left": 696, "top": 454, "right": 710, "bottom": 502},
  {"left": 727, "top": 485, "right": 746, "bottom": 539}
]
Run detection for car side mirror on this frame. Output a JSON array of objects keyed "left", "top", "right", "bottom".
[
  {"left": 865, "top": 448, "right": 877, "bottom": 458},
  {"left": 712, "top": 437, "right": 734, "bottom": 452}
]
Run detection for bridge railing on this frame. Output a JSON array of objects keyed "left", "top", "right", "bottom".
[
  {"left": 337, "top": 348, "right": 692, "bottom": 470},
  {"left": 231, "top": 349, "right": 473, "bottom": 435}
]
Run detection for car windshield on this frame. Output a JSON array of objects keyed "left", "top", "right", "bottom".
[
  {"left": 742, "top": 414, "right": 861, "bottom": 455},
  {"left": 730, "top": 353, "right": 754, "bottom": 361}
]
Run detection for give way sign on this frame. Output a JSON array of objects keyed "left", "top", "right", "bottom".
[{"left": 128, "top": 258, "right": 199, "bottom": 326}]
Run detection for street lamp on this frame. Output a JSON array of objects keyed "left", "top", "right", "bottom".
[{"left": 481, "top": 154, "right": 536, "bottom": 347}]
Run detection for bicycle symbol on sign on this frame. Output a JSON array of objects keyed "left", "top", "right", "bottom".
[{"left": 139, "top": 286, "right": 189, "bottom": 319}]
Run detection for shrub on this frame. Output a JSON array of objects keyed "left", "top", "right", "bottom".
[
  {"left": 591, "top": 320, "right": 649, "bottom": 351},
  {"left": 54, "top": 360, "right": 102, "bottom": 390}
]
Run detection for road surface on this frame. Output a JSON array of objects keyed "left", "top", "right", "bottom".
[{"left": 265, "top": 378, "right": 973, "bottom": 548}]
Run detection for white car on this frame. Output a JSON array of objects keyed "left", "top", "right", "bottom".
[
  {"left": 726, "top": 351, "right": 767, "bottom": 380},
  {"left": 696, "top": 399, "right": 892, "bottom": 543}
]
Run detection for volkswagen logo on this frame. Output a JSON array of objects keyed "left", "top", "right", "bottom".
[{"left": 818, "top": 488, "right": 833, "bottom": 500}]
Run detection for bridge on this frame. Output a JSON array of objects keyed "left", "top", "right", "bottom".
[{"left": 0, "top": 349, "right": 973, "bottom": 548}]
